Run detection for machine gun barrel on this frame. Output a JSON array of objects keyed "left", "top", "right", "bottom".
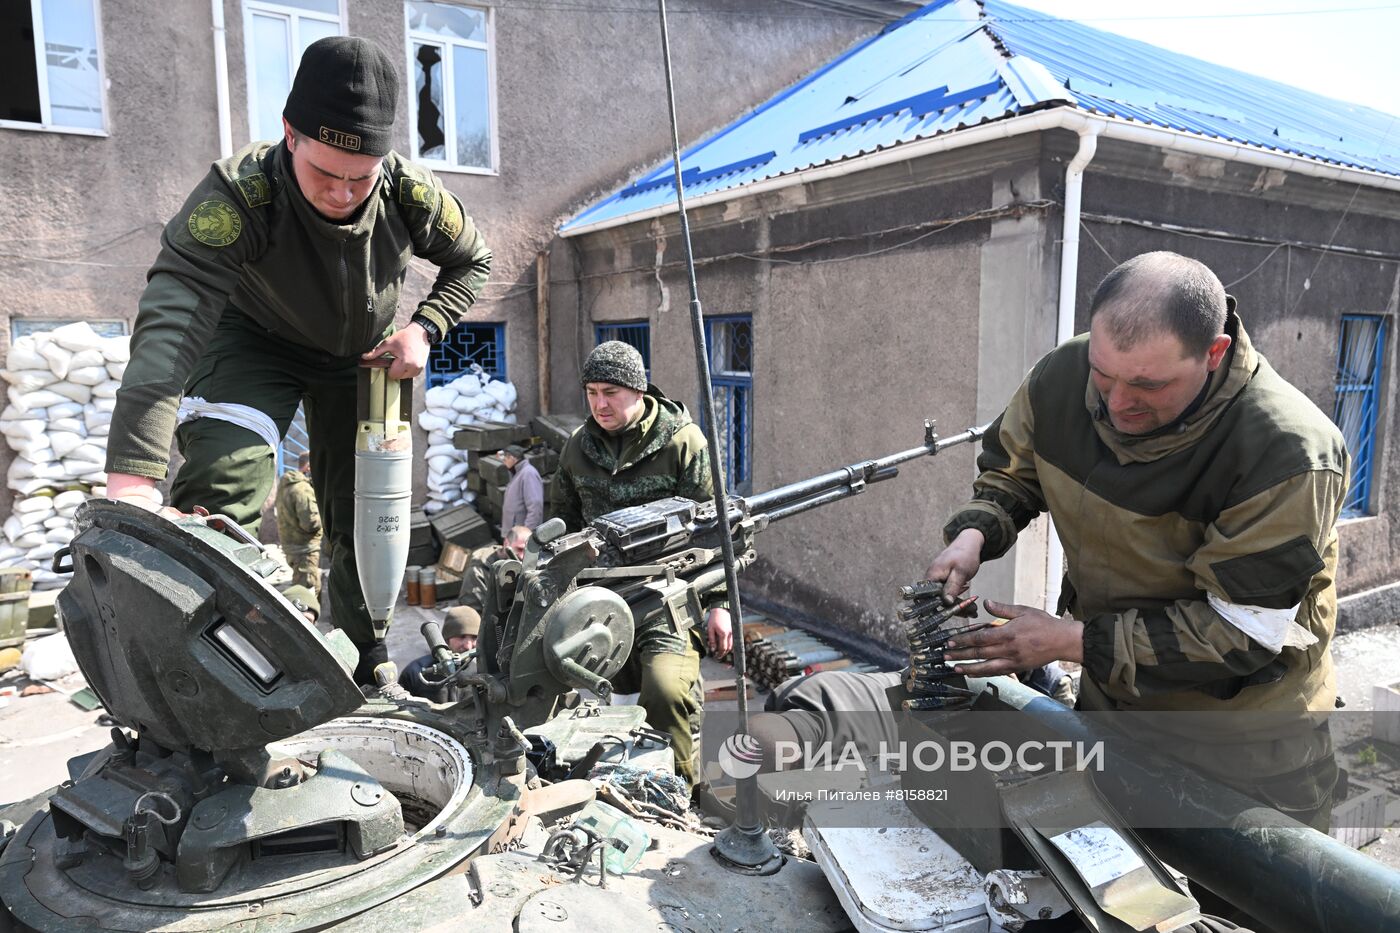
[{"left": 745, "top": 423, "right": 988, "bottom": 522}]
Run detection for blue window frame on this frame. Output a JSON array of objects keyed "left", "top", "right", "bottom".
[
  {"left": 1332, "top": 314, "right": 1388, "bottom": 517},
  {"left": 594, "top": 321, "right": 652, "bottom": 380},
  {"left": 703, "top": 315, "right": 753, "bottom": 494},
  {"left": 427, "top": 322, "right": 505, "bottom": 388}
]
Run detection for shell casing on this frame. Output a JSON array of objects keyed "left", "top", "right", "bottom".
[{"left": 899, "top": 580, "right": 950, "bottom": 602}]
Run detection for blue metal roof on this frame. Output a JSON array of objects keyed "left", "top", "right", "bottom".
[{"left": 562, "top": 0, "right": 1400, "bottom": 233}]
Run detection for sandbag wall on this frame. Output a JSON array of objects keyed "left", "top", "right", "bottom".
[
  {"left": 418, "top": 365, "right": 519, "bottom": 516},
  {"left": 0, "top": 323, "right": 129, "bottom": 588}
]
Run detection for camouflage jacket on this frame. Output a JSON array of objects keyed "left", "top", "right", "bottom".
[
  {"left": 945, "top": 310, "right": 1347, "bottom": 766},
  {"left": 275, "top": 470, "right": 321, "bottom": 549},
  {"left": 109, "top": 140, "right": 491, "bottom": 479},
  {"left": 550, "top": 389, "right": 712, "bottom": 532}
]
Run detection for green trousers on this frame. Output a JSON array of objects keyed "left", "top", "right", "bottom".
[
  {"left": 169, "top": 310, "right": 384, "bottom": 653},
  {"left": 613, "top": 624, "right": 705, "bottom": 787}
]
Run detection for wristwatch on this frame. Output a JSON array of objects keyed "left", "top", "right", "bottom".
[{"left": 411, "top": 314, "right": 443, "bottom": 345}]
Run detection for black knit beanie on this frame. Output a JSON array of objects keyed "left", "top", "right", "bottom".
[{"left": 283, "top": 37, "right": 399, "bottom": 156}]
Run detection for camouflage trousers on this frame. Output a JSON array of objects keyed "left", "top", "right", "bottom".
[
  {"left": 169, "top": 310, "right": 383, "bottom": 655},
  {"left": 612, "top": 623, "right": 705, "bottom": 787},
  {"left": 283, "top": 539, "right": 323, "bottom": 595}
]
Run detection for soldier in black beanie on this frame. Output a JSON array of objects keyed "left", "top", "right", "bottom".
[{"left": 108, "top": 36, "right": 492, "bottom": 686}]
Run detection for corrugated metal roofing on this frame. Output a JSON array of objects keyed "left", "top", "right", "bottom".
[{"left": 561, "top": 0, "right": 1400, "bottom": 233}]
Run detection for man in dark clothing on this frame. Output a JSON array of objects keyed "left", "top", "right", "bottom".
[
  {"left": 399, "top": 606, "right": 479, "bottom": 702},
  {"left": 104, "top": 37, "right": 491, "bottom": 686},
  {"left": 549, "top": 341, "right": 733, "bottom": 787}
]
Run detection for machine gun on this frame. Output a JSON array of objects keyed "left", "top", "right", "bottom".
[{"left": 437, "top": 421, "right": 986, "bottom": 731}]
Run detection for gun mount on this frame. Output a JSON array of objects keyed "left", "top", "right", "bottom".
[{"left": 439, "top": 421, "right": 987, "bottom": 730}]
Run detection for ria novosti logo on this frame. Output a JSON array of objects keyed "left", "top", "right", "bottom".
[{"left": 716, "top": 732, "right": 764, "bottom": 780}]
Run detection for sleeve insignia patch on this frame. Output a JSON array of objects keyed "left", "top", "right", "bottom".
[
  {"left": 398, "top": 176, "right": 438, "bottom": 211},
  {"left": 436, "top": 193, "right": 464, "bottom": 240},
  {"left": 187, "top": 200, "right": 242, "bottom": 247},
  {"left": 234, "top": 172, "right": 271, "bottom": 209}
]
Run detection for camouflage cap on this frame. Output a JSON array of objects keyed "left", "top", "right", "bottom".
[
  {"left": 443, "top": 605, "right": 481, "bottom": 638},
  {"left": 582, "top": 341, "right": 647, "bottom": 392}
]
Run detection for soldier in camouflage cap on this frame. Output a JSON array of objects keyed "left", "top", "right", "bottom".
[{"left": 549, "top": 341, "right": 734, "bottom": 787}]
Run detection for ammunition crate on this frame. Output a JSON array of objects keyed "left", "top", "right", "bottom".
[
  {"left": 487, "top": 483, "right": 507, "bottom": 509},
  {"left": 526, "top": 449, "right": 559, "bottom": 475},
  {"left": 531, "top": 414, "right": 584, "bottom": 451},
  {"left": 408, "top": 541, "right": 440, "bottom": 568},
  {"left": 477, "top": 455, "right": 511, "bottom": 487},
  {"left": 428, "top": 503, "right": 495, "bottom": 550},
  {"left": 433, "top": 567, "right": 462, "bottom": 601},
  {"left": 0, "top": 568, "right": 33, "bottom": 649},
  {"left": 438, "top": 543, "right": 470, "bottom": 574},
  {"left": 452, "top": 420, "right": 532, "bottom": 452},
  {"left": 27, "top": 588, "right": 59, "bottom": 630},
  {"left": 409, "top": 506, "right": 432, "bottom": 548},
  {"left": 466, "top": 471, "right": 485, "bottom": 494}
]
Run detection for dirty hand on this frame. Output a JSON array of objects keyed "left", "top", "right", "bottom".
[
  {"left": 941, "top": 599, "right": 1083, "bottom": 676},
  {"left": 925, "top": 528, "right": 984, "bottom": 597},
  {"left": 361, "top": 322, "right": 431, "bottom": 380},
  {"left": 707, "top": 607, "right": 734, "bottom": 658}
]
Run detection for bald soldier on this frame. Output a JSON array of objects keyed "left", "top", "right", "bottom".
[
  {"left": 103, "top": 37, "right": 490, "bottom": 686},
  {"left": 760, "top": 253, "right": 1348, "bottom": 834}
]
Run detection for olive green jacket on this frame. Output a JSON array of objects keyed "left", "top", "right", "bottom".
[
  {"left": 460, "top": 543, "right": 513, "bottom": 615},
  {"left": 109, "top": 140, "right": 492, "bottom": 478},
  {"left": 946, "top": 311, "right": 1348, "bottom": 723},
  {"left": 549, "top": 389, "right": 713, "bottom": 532},
  {"left": 275, "top": 470, "right": 322, "bottom": 550}
]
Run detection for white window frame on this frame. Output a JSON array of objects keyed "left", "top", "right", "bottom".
[
  {"left": 0, "top": 0, "right": 109, "bottom": 137},
  {"left": 242, "top": 0, "right": 347, "bottom": 144},
  {"left": 403, "top": 1, "right": 499, "bottom": 175}
]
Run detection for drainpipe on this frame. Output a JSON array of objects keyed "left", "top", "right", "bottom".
[
  {"left": 1044, "top": 125, "right": 1101, "bottom": 614},
  {"left": 211, "top": 0, "right": 233, "bottom": 158}
]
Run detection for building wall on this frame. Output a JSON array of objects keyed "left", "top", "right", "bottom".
[
  {"left": 562, "top": 128, "right": 1400, "bottom": 648},
  {"left": 0, "top": 0, "right": 878, "bottom": 508},
  {"left": 563, "top": 138, "right": 1061, "bottom": 646}
]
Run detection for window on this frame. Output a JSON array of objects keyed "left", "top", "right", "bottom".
[
  {"left": 594, "top": 322, "right": 652, "bottom": 381},
  {"left": 1332, "top": 314, "right": 1388, "bottom": 517},
  {"left": 243, "top": 0, "right": 344, "bottom": 144},
  {"left": 427, "top": 322, "right": 505, "bottom": 388},
  {"left": 704, "top": 315, "right": 753, "bottom": 493},
  {"left": 0, "top": 0, "right": 106, "bottom": 134},
  {"left": 11, "top": 318, "right": 126, "bottom": 340},
  {"left": 404, "top": 1, "right": 496, "bottom": 173}
]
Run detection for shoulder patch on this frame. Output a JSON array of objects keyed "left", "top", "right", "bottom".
[
  {"left": 398, "top": 176, "right": 438, "bottom": 211},
  {"left": 234, "top": 172, "right": 271, "bottom": 209},
  {"left": 436, "top": 193, "right": 464, "bottom": 240},
  {"left": 187, "top": 200, "right": 242, "bottom": 247}
]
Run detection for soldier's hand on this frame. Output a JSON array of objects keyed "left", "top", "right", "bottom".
[
  {"left": 941, "top": 599, "right": 1083, "bottom": 675},
  {"left": 362, "top": 323, "right": 431, "bottom": 380},
  {"left": 926, "top": 528, "right": 984, "bottom": 597},
  {"left": 106, "top": 473, "right": 183, "bottom": 519},
  {"left": 707, "top": 607, "right": 734, "bottom": 658}
]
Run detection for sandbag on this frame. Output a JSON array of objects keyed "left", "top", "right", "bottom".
[
  {"left": 43, "top": 516, "right": 69, "bottom": 530},
  {"left": 45, "top": 401, "right": 84, "bottom": 419},
  {"left": 92, "top": 379, "right": 120, "bottom": 398},
  {"left": 50, "top": 382, "right": 92, "bottom": 404},
  {"left": 5, "top": 342, "right": 46, "bottom": 372},
  {"left": 19, "top": 632, "right": 78, "bottom": 681},
  {"left": 425, "top": 443, "right": 455, "bottom": 460},
  {"left": 483, "top": 380, "right": 517, "bottom": 408},
  {"left": 106, "top": 361, "right": 127, "bottom": 380},
  {"left": 49, "top": 417, "right": 85, "bottom": 435},
  {"left": 43, "top": 528, "right": 70, "bottom": 544},
  {"left": 418, "top": 411, "right": 450, "bottom": 432},
  {"left": 12, "top": 531, "right": 45, "bottom": 549},
  {"left": 50, "top": 432, "right": 84, "bottom": 459},
  {"left": 8, "top": 388, "right": 68, "bottom": 412},
  {"left": 38, "top": 341, "right": 73, "bottom": 379},
  {"left": 13, "top": 496, "right": 54, "bottom": 515},
  {"left": 0, "top": 369, "right": 56, "bottom": 391},
  {"left": 450, "top": 373, "right": 482, "bottom": 396},
  {"left": 50, "top": 321, "right": 104, "bottom": 353},
  {"left": 63, "top": 459, "right": 105, "bottom": 477},
  {"left": 94, "top": 397, "right": 117, "bottom": 412},
  {"left": 425, "top": 385, "right": 457, "bottom": 411},
  {"left": 67, "top": 366, "right": 108, "bottom": 386},
  {"left": 84, "top": 409, "right": 112, "bottom": 430},
  {"left": 52, "top": 490, "right": 86, "bottom": 512},
  {"left": 100, "top": 336, "right": 131, "bottom": 362},
  {"left": 428, "top": 455, "right": 455, "bottom": 474},
  {"left": 1, "top": 418, "right": 45, "bottom": 441},
  {"left": 3, "top": 516, "right": 24, "bottom": 541},
  {"left": 68, "top": 443, "right": 106, "bottom": 464},
  {"left": 69, "top": 348, "right": 106, "bottom": 370}
]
